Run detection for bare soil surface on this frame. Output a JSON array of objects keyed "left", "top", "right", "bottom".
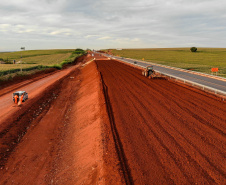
[
  {"left": 96, "top": 59, "right": 226, "bottom": 184},
  {"left": 0, "top": 54, "right": 123, "bottom": 184},
  {"left": 0, "top": 53, "right": 225, "bottom": 184}
]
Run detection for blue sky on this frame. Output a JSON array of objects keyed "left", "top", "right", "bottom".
[{"left": 0, "top": 0, "right": 226, "bottom": 51}]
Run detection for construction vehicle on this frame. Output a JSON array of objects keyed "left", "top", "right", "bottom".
[
  {"left": 142, "top": 65, "right": 156, "bottom": 78},
  {"left": 142, "top": 65, "right": 165, "bottom": 79}
]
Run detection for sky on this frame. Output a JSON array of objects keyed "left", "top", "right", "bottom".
[{"left": 0, "top": 0, "right": 226, "bottom": 51}]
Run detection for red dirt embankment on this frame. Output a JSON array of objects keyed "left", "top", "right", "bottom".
[
  {"left": 96, "top": 59, "right": 226, "bottom": 184},
  {"left": 0, "top": 55, "right": 123, "bottom": 184}
]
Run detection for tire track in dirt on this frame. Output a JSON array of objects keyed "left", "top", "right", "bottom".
[
  {"left": 107, "top": 61, "right": 226, "bottom": 145},
  {"left": 110, "top": 61, "right": 226, "bottom": 181},
  {"left": 96, "top": 60, "right": 226, "bottom": 184},
  {"left": 104, "top": 61, "right": 225, "bottom": 152},
  {"left": 100, "top": 73, "right": 134, "bottom": 185},
  {"left": 121, "top": 60, "right": 225, "bottom": 114},
  {"left": 106, "top": 65, "right": 220, "bottom": 183},
  {"left": 119, "top": 61, "right": 226, "bottom": 131}
]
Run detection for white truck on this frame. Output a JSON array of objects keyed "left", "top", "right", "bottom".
[{"left": 13, "top": 91, "right": 28, "bottom": 102}]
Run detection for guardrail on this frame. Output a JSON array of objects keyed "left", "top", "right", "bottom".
[
  {"left": 133, "top": 58, "right": 226, "bottom": 81},
  {"left": 155, "top": 70, "right": 226, "bottom": 97},
  {"left": 100, "top": 53, "right": 226, "bottom": 97},
  {"left": 106, "top": 54, "right": 226, "bottom": 80}
]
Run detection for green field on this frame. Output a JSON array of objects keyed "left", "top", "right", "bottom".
[
  {"left": 0, "top": 49, "right": 74, "bottom": 61},
  {"left": 0, "top": 49, "right": 82, "bottom": 81},
  {"left": 110, "top": 48, "right": 226, "bottom": 77},
  {"left": 0, "top": 49, "right": 79, "bottom": 71}
]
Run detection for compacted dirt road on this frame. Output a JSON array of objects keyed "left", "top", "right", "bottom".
[{"left": 96, "top": 59, "right": 226, "bottom": 184}]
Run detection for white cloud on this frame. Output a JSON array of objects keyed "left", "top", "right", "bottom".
[
  {"left": 85, "top": 35, "right": 100, "bottom": 38},
  {"left": 0, "top": 24, "right": 11, "bottom": 32},
  {"left": 131, "top": 38, "right": 140, "bottom": 42},
  {"left": 0, "top": 24, "right": 10, "bottom": 28},
  {"left": 0, "top": 0, "right": 226, "bottom": 51},
  {"left": 49, "top": 28, "right": 73, "bottom": 36},
  {"left": 98, "top": 36, "right": 112, "bottom": 40}
]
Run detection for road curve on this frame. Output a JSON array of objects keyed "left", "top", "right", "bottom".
[{"left": 96, "top": 59, "right": 226, "bottom": 184}]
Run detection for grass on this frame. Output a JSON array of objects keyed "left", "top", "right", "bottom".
[
  {"left": 109, "top": 48, "right": 226, "bottom": 77},
  {"left": 0, "top": 69, "right": 44, "bottom": 82},
  {"left": 0, "top": 49, "right": 78, "bottom": 71},
  {"left": 0, "top": 64, "right": 38, "bottom": 71},
  {"left": 0, "top": 49, "right": 83, "bottom": 82},
  {"left": 0, "top": 49, "right": 74, "bottom": 61},
  {"left": 21, "top": 53, "right": 72, "bottom": 65}
]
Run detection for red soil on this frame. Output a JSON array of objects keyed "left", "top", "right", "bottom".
[
  {"left": 96, "top": 59, "right": 226, "bottom": 184},
  {"left": 0, "top": 54, "right": 123, "bottom": 184},
  {"left": 0, "top": 53, "right": 225, "bottom": 184}
]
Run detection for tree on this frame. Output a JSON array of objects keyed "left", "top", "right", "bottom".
[
  {"left": 73, "top": 48, "right": 85, "bottom": 54},
  {"left": 190, "top": 47, "right": 197, "bottom": 52}
]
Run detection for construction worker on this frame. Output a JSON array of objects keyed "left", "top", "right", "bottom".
[
  {"left": 14, "top": 94, "right": 18, "bottom": 104},
  {"left": 19, "top": 94, "right": 24, "bottom": 105}
]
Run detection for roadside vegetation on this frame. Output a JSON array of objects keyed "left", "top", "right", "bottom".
[
  {"left": 108, "top": 48, "right": 226, "bottom": 77},
  {"left": 0, "top": 49, "right": 86, "bottom": 82}
]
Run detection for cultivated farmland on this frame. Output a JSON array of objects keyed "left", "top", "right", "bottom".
[
  {"left": 0, "top": 49, "right": 75, "bottom": 70},
  {"left": 0, "top": 49, "right": 74, "bottom": 61},
  {"left": 0, "top": 49, "right": 80, "bottom": 80}
]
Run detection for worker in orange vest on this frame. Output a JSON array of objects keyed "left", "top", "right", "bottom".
[
  {"left": 19, "top": 94, "right": 24, "bottom": 105},
  {"left": 14, "top": 94, "right": 18, "bottom": 104}
]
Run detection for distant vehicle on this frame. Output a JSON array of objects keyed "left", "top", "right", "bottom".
[{"left": 13, "top": 91, "right": 28, "bottom": 102}]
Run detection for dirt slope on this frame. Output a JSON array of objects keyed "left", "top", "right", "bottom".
[
  {"left": 0, "top": 55, "right": 123, "bottom": 184},
  {"left": 96, "top": 59, "right": 226, "bottom": 184},
  {"left": 0, "top": 64, "right": 83, "bottom": 184}
]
